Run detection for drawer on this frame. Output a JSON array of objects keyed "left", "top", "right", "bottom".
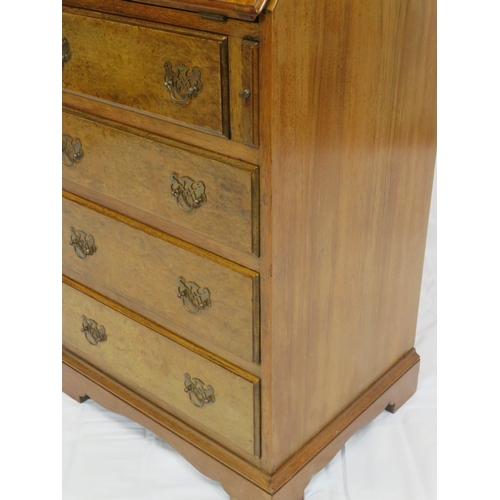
[
  {"left": 62, "top": 194, "right": 260, "bottom": 363},
  {"left": 62, "top": 281, "right": 260, "bottom": 456},
  {"left": 62, "top": 11, "right": 229, "bottom": 136},
  {"left": 62, "top": 111, "right": 259, "bottom": 256}
]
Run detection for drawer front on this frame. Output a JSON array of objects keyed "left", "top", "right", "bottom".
[
  {"left": 62, "top": 11, "right": 229, "bottom": 136},
  {"left": 62, "top": 195, "right": 259, "bottom": 363},
  {"left": 63, "top": 282, "right": 260, "bottom": 456},
  {"left": 62, "top": 111, "right": 258, "bottom": 255}
]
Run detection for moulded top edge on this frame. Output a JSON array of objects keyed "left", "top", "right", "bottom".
[{"left": 122, "top": 0, "right": 272, "bottom": 21}]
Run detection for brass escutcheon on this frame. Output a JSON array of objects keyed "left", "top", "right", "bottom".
[
  {"left": 177, "top": 277, "right": 211, "bottom": 315},
  {"left": 81, "top": 315, "right": 107, "bottom": 346},
  {"left": 62, "top": 134, "right": 84, "bottom": 167},
  {"left": 184, "top": 373, "right": 215, "bottom": 408},
  {"left": 70, "top": 226, "right": 96, "bottom": 260},
  {"left": 164, "top": 62, "right": 203, "bottom": 104},
  {"left": 170, "top": 173, "right": 207, "bottom": 213},
  {"left": 62, "top": 38, "right": 71, "bottom": 66}
]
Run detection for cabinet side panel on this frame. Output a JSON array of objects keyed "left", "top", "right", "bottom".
[{"left": 259, "top": 0, "right": 436, "bottom": 469}]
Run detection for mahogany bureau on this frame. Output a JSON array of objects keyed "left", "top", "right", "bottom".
[{"left": 62, "top": 0, "right": 436, "bottom": 498}]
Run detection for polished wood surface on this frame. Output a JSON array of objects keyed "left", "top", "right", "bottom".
[
  {"left": 258, "top": 0, "right": 436, "bottom": 469},
  {"left": 63, "top": 110, "right": 259, "bottom": 255},
  {"left": 63, "top": 281, "right": 260, "bottom": 456},
  {"left": 64, "top": 264, "right": 262, "bottom": 378},
  {"left": 118, "top": 0, "right": 270, "bottom": 21},
  {"left": 63, "top": 344, "right": 419, "bottom": 497},
  {"left": 62, "top": 0, "right": 436, "bottom": 496},
  {"left": 64, "top": 275, "right": 259, "bottom": 382},
  {"left": 63, "top": 9, "right": 229, "bottom": 136},
  {"left": 63, "top": 177, "right": 262, "bottom": 273},
  {"left": 229, "top": 38, "right": 260, "bottom": 147},
  {"left": 63, "top": 0, "right": 259, "bottom": 38},
  {"left": 64, "top": 348, "right": 265, "bottom": 467},
  {"left": 63, "top": 193, "right": 260, "bottom": 363},
  {"left": 63, "top": 90, "right": 260, "bottom": 165},
  {"left": 268, "top": 349, "right": 419, "bottom": 490}
]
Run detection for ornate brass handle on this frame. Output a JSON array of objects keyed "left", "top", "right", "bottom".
[
  {"left": 62, "top": 38, "right": 71, "bottom": 66},
  {"left": 184, "top": 373, "right": 215, "bottom": 408},
  {"left": 62, "top": 134, "right": 84, "bottom": 167},
  {"left": 164, "top": 62, "right": 203, "bottom": 104},
  {"left": 177, "top": 277, "right": 211, "bottom": 315},
  {"left": 170, "top": 173, "right": 207, "bottom": 213},
  {"left": 81, "top": 315, "right": 107, "bottom": 346},
  {"left": 70, "top": 226, "right": 97, "bottom": 259}
]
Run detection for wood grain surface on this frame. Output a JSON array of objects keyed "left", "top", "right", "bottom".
[
  {"left": 258, "top": 0, "right": 436, "bottom": 470},
  {"left": 62, "top": 193, "right": 260, "bottom": 363},
  {"left": 63, "top": 110, "right": 259, "bottom": 255},
  {"left": 229, "top": 38, "right": 260, "bottom": 147},
  {"left": 63, "top": 90, "right": 260, "bottom": 165},
  {"left": 63, "top": 9, "right": 229, "bottom": 136},
  {"left": 63, "top": 345, "right": 420, "bottom": 497},
  {"left": 61, "top": 0, "right": 436, "bottom": 494},
  {"left": 63, "top": 281, "right": 260, "bottom": 456},
  {"left": 63, "top": 177, "right": 261, "bottom": 274},
  {"left": 62, "top": 0, "right": 260, "bottom": 38},
  {"left": 117, "top": 0, "right": 270, "bottom": 21},
  {"left": 241, "top": 40, "right": 260, "bottom": 147}
]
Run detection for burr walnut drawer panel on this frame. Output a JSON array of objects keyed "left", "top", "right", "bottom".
[
  {"left": 62, "top": 11, "right": 229, "bottom": 136},
  {"left": 62, "top": 194, "right": 260, "bottom": 363},
  {"left": 62, "top": 111, "right": 259, "bottom": 256},
  {"left": 62, "top": 281, "right": 260, "bottom": 456}
]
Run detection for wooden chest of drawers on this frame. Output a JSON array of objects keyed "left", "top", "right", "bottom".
[{"left": 62, "top": 1, "right": 436, "bottom": 498}]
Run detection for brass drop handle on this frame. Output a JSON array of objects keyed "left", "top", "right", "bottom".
[
  {"left": 170, "top": 173, "right": 207, "bottom": 213},
  {"left": 184, "top": 373, "right": 215, "bottom": 408},
  {"left": 62, "top": 37, "right": 71, "bottom": 66},
  {"left": 164, "top": 61, "right": 203, "bottom": 104},
  {"left": 62, "top": 134, "right": 84, "bottom": 167},
  {"left": 177, "top": 277, "right": 211, "bottom": 315},
  {"left": 81, "top": 315, "right": 107, "bottom": 346},
  {"left": 70, "top": 226, "right": 97, "bottom": 259}
]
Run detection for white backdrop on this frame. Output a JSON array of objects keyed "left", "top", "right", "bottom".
[{"left": 62, "top": 175, "right": 436, "bottom": 500}]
